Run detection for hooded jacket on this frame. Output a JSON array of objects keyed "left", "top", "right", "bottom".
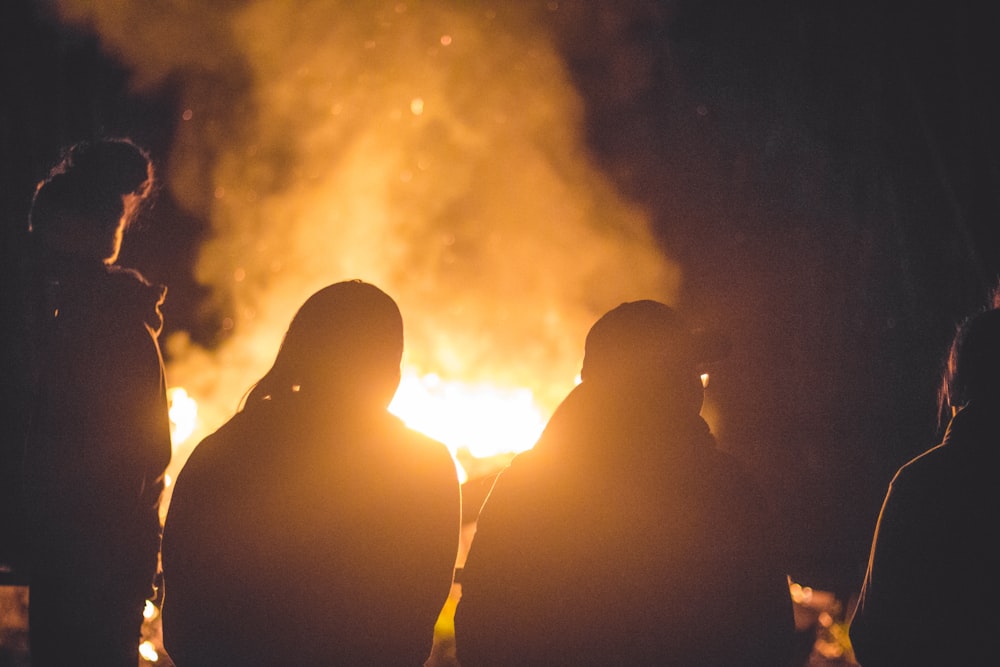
[{"left": 24, "top": 255, "right": 171, "bottom": 583}]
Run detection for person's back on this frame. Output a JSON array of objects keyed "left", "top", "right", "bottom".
[
  {"left": 161, "top": 280, "right": 461, "bottom": 666},
  {"left": 456, "top": 301, "right": 794, "bottom": 666},
  {"left": 849, "top": 303, "right": 1000, "bottom": 666}
]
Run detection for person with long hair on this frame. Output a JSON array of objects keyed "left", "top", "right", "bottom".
[
  {"left": 23, "top": 137, "right": 172, "bottom": 666},
  {"left": 849, "top": 283, "right": 1000, "bottom": 665},
  {"left": 161, "top": 280, "right": 461, "bottom": 666}
]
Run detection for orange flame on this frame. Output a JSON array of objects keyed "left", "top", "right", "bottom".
[{"left": 63, "top": 2, "right": 682, "bottom": 507}]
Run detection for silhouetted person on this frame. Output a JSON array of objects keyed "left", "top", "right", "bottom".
[
  {"left": 456, "top": 300, "right": 795, "bottom": 666},
  {"left": 161, "top": 280, "right": 462, "bottom": 666},
  {"left": 22, "top": 138, "right": 172, "bottom": 667},
  {"left": 849, "top": 288, "right": 1000, "bottom": 666}
]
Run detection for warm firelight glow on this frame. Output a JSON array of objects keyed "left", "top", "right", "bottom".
[
  {"left": 138, "top": 640, "right": 159, "bottom": 662},
  {"left": 167, "top": 367, "right": 549, "bottom": 485},
  {"left": 75, "top": 0, "right": 682, "bottom": 527},
  {"left": 167, "top": 387, "right": 198, "bottom": 446},
  {"left": 390, "top": 369, "right": 547, "bottom": 481}
]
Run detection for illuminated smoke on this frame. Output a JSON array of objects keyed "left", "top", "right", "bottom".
[{"left": 53, "top": 1, "right": 680, "bottom": 472}]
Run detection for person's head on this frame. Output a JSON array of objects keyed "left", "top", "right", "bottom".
[
  {"left": 248, "top": 280, "right": 405, "bottom": 411},
  {"left": 29, "top": 137, "right": 154, "bottom": 264},
  {"left": 941, "top": 291, "right": 1000, "bottom": 416},
  {"left": 580, "top": 300, "right": 728, "bottom": 415}
]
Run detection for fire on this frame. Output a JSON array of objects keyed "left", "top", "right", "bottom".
[
  {"left": 138, "top": 640, "right": 159, "bottom": 662},
  {"left": 390, "top": 370, "right": 546, "bottom": 458},
  {"left": 167, "top": 387, "right": 199, "bottom": 446},
  {"left": 389, "top": 369, "right": 547, "bottom": 481},
  {"left": 65, "top": 1, "right": 683, "bottom": 509},
  {"left": 167, "top": 369, "right": 550, "bottom": 486}
]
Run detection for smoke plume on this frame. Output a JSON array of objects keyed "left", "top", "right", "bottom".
[{"left": 53, "top": 1, "right": 680, "bottom": 468}]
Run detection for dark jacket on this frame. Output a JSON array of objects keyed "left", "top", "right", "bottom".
[
  {"left": 456, "top": 382, "right": 795, "bottom": 666},
  {"left": 24, "top": 257, "right": 170, "bottom": 578},
  {"left": 161, "top": 397, "right": 461, "bottom": 666},
  {"left": 22, "top": 256, "right": 171, "bottom": 667},
  {"left": 849, "top": 402, "right": 1000, "bottom": 666}
]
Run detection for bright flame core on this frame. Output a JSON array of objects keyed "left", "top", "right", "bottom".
[
  {"left": 390, "top": 370, "right": 545, "bottom": 458},
  {"left": 138, "top": 640, "right": 159, "bottom": 662},
  {"left": 167, "top": 387, "right": 198, "bottom": 446}
]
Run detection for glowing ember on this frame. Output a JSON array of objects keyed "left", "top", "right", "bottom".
[{"left": 138, "top": 640, "right": 159, "bottom": 662}]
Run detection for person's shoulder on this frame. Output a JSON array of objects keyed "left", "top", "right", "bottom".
[
  {"left": 105, "top": 264, "right": 167, "bottom": 332},
  {"left": 174, "top": 413, "right": 249, "bottom": 481},
  {"left": 387, "top": 413, "right": 450, "bottom": 452},
  {"left": 165, "top": 414, "right": 255, "bottom": 546},
  {"left": 493, "top": 447, "right": 549, "bottom": 492},
  {"left": 893, "top": 441, "right": 951, "bottom": 485},
  {"left": 382, "top": 414, "right": 458, "bottom": 474},
  {"left": 884, "top": 439, "right": 968, "bottom": 509}
]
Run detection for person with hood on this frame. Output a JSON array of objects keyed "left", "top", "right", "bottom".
[
  {"left": 22, "top": 137, "right": 172, "bottom": 667},
  {"left": 456, "top": 300, "right": 795, "bottom": 666},
  {"left": 849, "top": 287, "right": 1000, "bottom": 665},
  {"left": 161, "top": 280, "right": 462, "bottom": 666}
]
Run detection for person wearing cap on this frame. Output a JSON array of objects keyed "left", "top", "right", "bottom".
[
  {"left": 160, "top": 280, "right": 462, "bottom": 666},
  {"left": 455, "top": 300, "right": 795, "bottom": 666}
]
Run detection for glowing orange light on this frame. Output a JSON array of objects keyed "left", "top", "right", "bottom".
[
  {"left": 167, "top": 370, "right": 547, "bottom": 486},
  {"left": 167, "top": 387, "right": 199, "bottom": 447},
  {"left": 139, "top": 640, "right": 159, "bottom": 662},
  {"left": 789, "top": 581, "right": 814, "bottom": 604},
  {"left": 389, "top": 370, "right": 546, "bottom": 481}
]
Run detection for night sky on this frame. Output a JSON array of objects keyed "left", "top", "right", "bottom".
[{"left": 4, "top": 0, "right": 1000, "bottom": 602}]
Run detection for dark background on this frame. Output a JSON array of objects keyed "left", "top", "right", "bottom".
[{"left": 4, "top": 0, "right": 999, "bottom": 602}]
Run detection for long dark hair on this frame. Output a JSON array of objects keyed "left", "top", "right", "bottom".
[{"left": 242, "top": 280, "right": 404, "bottom": 412}]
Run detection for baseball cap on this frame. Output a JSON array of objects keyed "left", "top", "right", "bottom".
[{"left": 580, "top": 300, "right": 730, "bottom": 382}]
